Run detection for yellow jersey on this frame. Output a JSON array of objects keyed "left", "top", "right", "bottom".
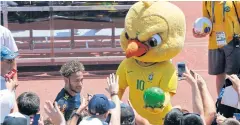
[
  {"left": 117, "top": 58, "right": 178, "bottom": 125},
  {"left": 203, "top": 1, "right": 240, "bottom": 50}
]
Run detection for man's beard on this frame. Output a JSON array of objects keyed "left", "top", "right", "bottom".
[{"left": 69, "top": 83, "right": 80, "bottom": 93}]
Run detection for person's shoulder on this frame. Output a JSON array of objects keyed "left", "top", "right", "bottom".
[
  {"left": 55, "top": 88, "right": 65, "bottom": 101},
  {"left": 0, "top": 25, "right": 11, "bottom": 33},
  {"left": 118, "top": 58, "right": 135, "bottom": 69},
  {"left": 0, "top": 25, "right": 6, "bottom": 30}
]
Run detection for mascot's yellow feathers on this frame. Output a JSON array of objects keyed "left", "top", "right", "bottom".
[
  {"left": 120, "top": 1, "right": 186, "bottom": 62},
  {"left": 142, "top": 1, "right": 153, "bottom": 8}
]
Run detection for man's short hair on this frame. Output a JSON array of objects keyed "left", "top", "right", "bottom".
[
  {"left": 181, "top": 113, "right": 204, "bottom": 125},
  {"left": 221, "top": 118, "right": 240, "bottom": 125},
  {"left": 164, "top": 108, "right": 183, "bottom": 125},
  {"left": 60, "top": 60, "right": 85, "bottom": 77},
  {"left": 120, "top": 103, "right": 135, "bottom": 125},
  {"left": 16, "top": 92, "right": 40, "bottom": 116}
]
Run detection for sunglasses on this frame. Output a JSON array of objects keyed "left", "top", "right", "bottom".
[{"left": 4, "top": 59, "right": 14, "bottom": 64}]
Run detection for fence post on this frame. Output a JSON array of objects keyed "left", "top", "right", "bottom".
[
  {"left": 49, "top": 1, "right": 55, "bottom": 64},
  {"left": 2, "top": 1, "right": 8, "bottom": 28}
]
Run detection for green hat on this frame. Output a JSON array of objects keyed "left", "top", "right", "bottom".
[{"left": 143, "top": 87, "right": 165, "bottom": 108}]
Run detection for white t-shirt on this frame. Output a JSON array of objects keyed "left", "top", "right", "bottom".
[
  {"left": 0, "top": 89, "right": 15, "bottom": 123},
  {"left": 0, "top": 76, "right": 6, "bottom": 90},
  {"left": 79, "top": 116, "right": 108, "bottom": 125},
  {"left": 0, "top": 25, "right": 18, "bottom": 52}
]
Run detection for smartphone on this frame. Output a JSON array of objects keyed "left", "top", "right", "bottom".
[
  {"left": 105, "top": 113, "right": 112, "bottom": 124},
  {"left": 225, "top": 78, "right": 233, "bottom": 87},
  {"left": 234, "top": 113, "right": 240, "bottom": 120},
  {"left": 4, "top": 69, "right": 17, "bottom": 79},
  {"left": 177, "top": 62, "right": 186, "bottom": 78},
  {"left": 32, "top": 114, "right": 40, "bottom": 125}
]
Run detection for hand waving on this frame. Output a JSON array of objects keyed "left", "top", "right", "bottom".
[
  {"left": 106, "top": 73, "right": 119, "bottom": 95},
  {"left": 44, "top": 101, "right": 66, "bottom": 125}
]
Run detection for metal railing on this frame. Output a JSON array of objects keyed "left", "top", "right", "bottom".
[{"left": 1, "top": 2, "right": 130, "bottom": 66}]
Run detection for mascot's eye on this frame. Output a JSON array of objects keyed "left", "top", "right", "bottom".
[
  {"left": 125, "top": 32, "right": 129, "bottom": 40},
  {"left": 147, "top": 34, "right": 162, "bottom": 47}
]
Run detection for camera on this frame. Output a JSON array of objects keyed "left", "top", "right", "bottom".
[
  {"left": 225, "top": 74, "right": 240, "bottom": 87},
  {"left": 233, "top": 34, "right": 240, "bottom": 47}
]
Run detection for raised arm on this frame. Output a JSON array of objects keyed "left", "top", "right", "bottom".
[
  {"left": 106, "top": 73, "right": 121, "bottom": 125},
  {"left": 183, "top": 68, "right": 205, "bottom": 125},
  {"left": 195, "top": 72, "right": 216, "bottom": 125}
]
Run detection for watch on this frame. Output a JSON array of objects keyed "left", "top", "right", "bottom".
[
  {"left": 111, "top": 92, "right": 118, "bottom": 97},
  {"left": 73, "top": 112, "right": 81, "bottom": 117}
]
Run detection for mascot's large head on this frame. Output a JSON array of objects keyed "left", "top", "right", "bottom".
[{"left": 120, "top": 1, "right": 186, "bottom": 62}]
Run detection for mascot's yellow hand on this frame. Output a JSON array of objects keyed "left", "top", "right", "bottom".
[
  {"left": 143, "top": 92, "right": 172, "bottom": 114},
  {"left": 162, "top": 92, "right": 171, "bottom": 107},
  {"left": 144, "top": 106, "right": 164, "bottom": 114}
]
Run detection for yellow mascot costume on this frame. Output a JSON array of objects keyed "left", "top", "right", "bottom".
[{"left": 116, "top": 1, "right": 186, "bottom": 125}]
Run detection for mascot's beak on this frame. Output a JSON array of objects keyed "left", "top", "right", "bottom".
[{"left": 126, "top": 40, "right": 149, "bottom": 58}]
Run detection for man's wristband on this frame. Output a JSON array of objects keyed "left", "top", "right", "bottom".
[
  {"left": 111, "top": 92, "right": 118, "bottom": 97},
  {"left": 73, "top": 112, "right": 81, "bottom": 117}
]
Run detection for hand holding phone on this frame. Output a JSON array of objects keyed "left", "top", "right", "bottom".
[
  {"left": 4, "top": 69, "right": 17, "bottom": 79},
  {"left": 190, "top": 70, "right": 195, "bottom": 77},
  {"left": 32, "top": 114, "right": 41, "bottom": 125},
  {"left": 177, "top": 62, "right": 186, "bottom": 79},
  {"left": 105, "top": 113, "right": 112, "bottom": 124}
]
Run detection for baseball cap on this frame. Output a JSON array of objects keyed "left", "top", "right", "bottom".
[
  {"left": 3, "top": 112, "right": 30, "bottom": 125},
  {"left": 120, "top": 103, "right": 135, "bottom": 125},
  {"left": 1, "top": 45, "right": 18, "bottom": 61},
  {"left": 88, "top": 94, "right": 116, "bottom": 115},
  {"left": 0, "top": 89, "right": 15, "bottom": 123}
]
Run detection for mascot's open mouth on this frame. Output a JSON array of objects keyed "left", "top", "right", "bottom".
[
  {"left": 139, "top": 52, "right": 147, "bottom": 57},
  {"left": 126, "top": 40, "right": 149, "bottom": 58}
]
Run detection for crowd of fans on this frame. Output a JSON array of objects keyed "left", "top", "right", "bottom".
[
  {"left": 1, "top": 0, "right": 240, "bottom": 123},
  {"left": 1, "top": 44, "right": 240, "bottom": 125}
]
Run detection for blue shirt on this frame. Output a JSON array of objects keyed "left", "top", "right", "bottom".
[
  {"left": 1, "top": 76, "right": 6, "bottom": 90},
  {"left": 55, "top": 88, "right": 81, "bottom": 121}
]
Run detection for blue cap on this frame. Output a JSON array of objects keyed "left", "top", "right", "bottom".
[
  {"left": 1, "top": 46, "right": 18, "bottom": 61},
  {"left": 88, "top": 94, "right": 116, "bottom": 115}
]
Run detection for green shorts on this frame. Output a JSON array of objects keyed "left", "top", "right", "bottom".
[{"left": 208, "top": 40, "right": 240, "bottom": 75}]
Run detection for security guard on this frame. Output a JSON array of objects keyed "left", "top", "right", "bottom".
[{"left": 193, "top": 1, "right": 240, "bottom": 95}]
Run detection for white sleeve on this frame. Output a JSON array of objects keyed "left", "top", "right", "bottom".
[
  {"left": 4, "top": 29, "right": 18, "bottom": 53},
  {"left": 9, "top": 91, "right": 16, "bottom": 109},
  {"left": 0, "top": 89, "right": 15, "bottom": 109}
]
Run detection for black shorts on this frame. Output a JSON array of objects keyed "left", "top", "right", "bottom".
[{"left": 208, "top": 40, "right": 240, "bottom": 75}]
